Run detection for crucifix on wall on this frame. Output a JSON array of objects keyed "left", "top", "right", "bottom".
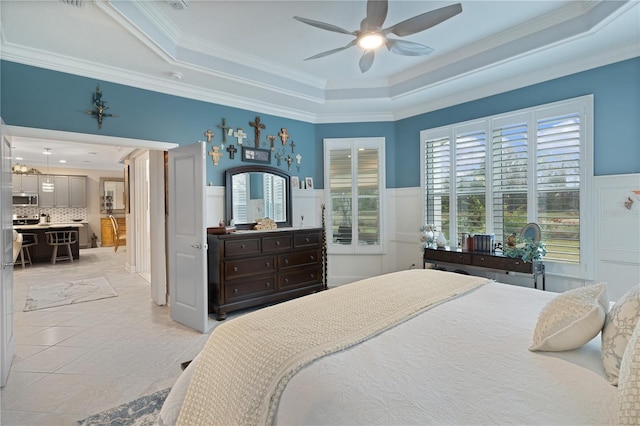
[
  {"left": 209, "top": 146, "right": 223, "bottom": 166},
  {"left": 233, "top": 128, "right": 247, "bottom": 146},
  {"left": 249, "top": 116, "right": 266, "bottom": 148},
  {"left": 217, "top": 118, "right": 230, "bottom": 144}
]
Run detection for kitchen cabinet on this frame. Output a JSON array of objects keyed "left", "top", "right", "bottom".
[
  {"left": 101, "top": 217, "right": 125, "bottom": 247},
  {"left": 38, "top": 175, "right": 86, "bottom": 208},
  {"left": 12, "top": 174, "right": 38, "bottom": 194}
]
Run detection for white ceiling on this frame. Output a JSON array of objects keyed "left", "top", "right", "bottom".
[{"left": 1, "top": 0, "right": 639, "bottom": 170}]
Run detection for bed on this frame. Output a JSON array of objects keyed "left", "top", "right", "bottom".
[{"left": 160, "top": 269, "right": 640, "bottom": 425}]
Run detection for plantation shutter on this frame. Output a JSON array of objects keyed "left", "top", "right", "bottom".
[
  {"left": 536, "top": 112, "right": 581, "bottom": 263},
  {"left": 329, "top": 148, "right": 353, "bottom": 245},
  {"left": 492, "top": 116, "right": 529, "bottom": 244},
  {"left": 455, "top": 127, "right": 486, "bottom": 237},
  {"left": 357, "top": 148, "right": 380, "bottom": 245},
  {"left": 425, "top": 134, "right": 450, "bottom": 230}
]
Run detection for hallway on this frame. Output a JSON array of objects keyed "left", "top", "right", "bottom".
[{"left": 1, "top": 247, "right": 210, "bottom": 425}]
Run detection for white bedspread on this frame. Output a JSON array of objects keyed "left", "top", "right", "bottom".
[
  {"left": 161, "top": 279, "right": 617, "bottom": 425},
  {"left": 276, "top": 282, "right": 617, "bottom": 425}
]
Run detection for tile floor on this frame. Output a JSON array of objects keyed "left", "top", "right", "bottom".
[{"left": 1, "top": 246, "right": 213, "bottom": 425}]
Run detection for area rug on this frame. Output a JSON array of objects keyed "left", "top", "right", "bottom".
[
  {"left": 76, "top": 388, "right": 170, "bottom": 426},
  {"left": 24, "top": 277, "right": 118, "bottom": 312}
]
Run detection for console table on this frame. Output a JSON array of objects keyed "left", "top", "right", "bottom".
[{"left": 423, "top": 247, "right": 545, "bottom": 290}]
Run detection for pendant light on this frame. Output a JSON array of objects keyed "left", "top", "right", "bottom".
[{"left": 42, "top": 148, "right": 54, "bottom": 193}]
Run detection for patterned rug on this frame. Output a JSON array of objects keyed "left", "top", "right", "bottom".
[
  {"left": 76, "top": 388, "right": 170, "bottom": 426},
  {"left": 24, "top": 277, "right": 118, "bottom": 312}
]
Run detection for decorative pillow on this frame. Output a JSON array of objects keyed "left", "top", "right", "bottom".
[
  {"left": 602, "top": 284, "right": 640, "bottom": 385},
  {"left": 619, "top": 322, "right": 640, "bottom": 425},
  {"left": 529, "top": 283, "right": 609, "bottom": 352}
]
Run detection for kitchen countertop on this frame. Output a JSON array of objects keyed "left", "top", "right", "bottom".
[{"left": 14, "top": 222, "right": 86, "bottom": 230}]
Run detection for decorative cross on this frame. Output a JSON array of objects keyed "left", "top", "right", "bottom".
[
  {"left": 226, "top": 144, "right": 238, "bottom": 160},
  {"left": 286, "top": 155, "right": 292, "bottom": 171},
  {"left": 233, "top": 128, "right": 247, "bottom": 146},
  {"left": 204, "top": 129, "right": 214, "bottom": 143},
  {"left": 208, "top": 146, "right": 223, "bottom": 166},
  {"left": 267, "top": 135, "right": 277, "bottom": 151},
  {"left": 296, "top": 153, "right": 302, "bottom": 173},
  {"left": 275, "top": 150, "right": 284, "bottom": 167},
  {"left": 289, "top": 139, "right": 296, "bottom": 153},
  {"left": 279, "top": 128, "right": 289, "bottom": 146},
  {"left": 249, "top": 116, "right": 266, "bottom": 148},
  {"left": 217, "top": 118, "right": 230, "bottom": 143}
]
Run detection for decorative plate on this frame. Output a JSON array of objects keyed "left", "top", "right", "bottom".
[{"left": 520, "top": 223, "right": 541, "bottom": 244}]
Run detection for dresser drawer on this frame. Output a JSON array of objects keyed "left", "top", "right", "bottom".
[
  {"left": 472, "top": 254, "right": 532, "bottom": 273},
  {"left": 262, "top": 235, "right": 293, "bottom": 253},
  {"left": 294, "top": 232, "right": 321, "bottom": 248},
  {"left": 425, "top": 249, "right": 472, "bottom": 265},
  {"left": 224, "top": 256, "right": 275, "bottom": 279},
  {"left": 279, "top": 267, "right": 321, "bottom": 291},
  {"left": 278, "top": 249, "right": 320, "bottom": 269},
  {"left": 225, "top": 275, "right": 276, "bottom": 302},
  {"left": 224, "top": 238, "right": 261, "bottom": 257}
]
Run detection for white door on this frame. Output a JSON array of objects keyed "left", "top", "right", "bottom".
[
  {"left": 167, "top": 142, "right": 210, "bottom": 332},
  {"left": 1, "top": 122, "right": 15, "bottom": 387}
]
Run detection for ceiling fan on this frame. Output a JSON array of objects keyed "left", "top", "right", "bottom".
[{"left": 294, "top": 1, "right": 462, "bottom": 73}]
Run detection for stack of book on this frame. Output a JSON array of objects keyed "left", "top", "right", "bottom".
[{"left": 473, "top": 234, "right": 495, "bottom": 253}]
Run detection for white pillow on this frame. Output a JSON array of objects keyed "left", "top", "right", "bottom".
[
  {"left": 619, "top": 322, "right": 640, "bottom": 425},
  {"left": 602, "top": 284, "right": 640, "bottom": 385},
  {"left": 529, "top": 283, "right": 609, "bottom": 352}
]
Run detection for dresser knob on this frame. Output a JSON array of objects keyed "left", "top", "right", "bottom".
[
  {"left": 480, "top": 257, "right": 485, "bottom": 261},
  {"left": 265, "top": 262, "right": 270, "bottom": 267},
  {"left": 233, "top": 266, "right": 238, "bottom": 272},
  {"left": 310, "top": 255, "right": 315, "bottom": 261},
  {"left": 284, "top": 259, "right": 289, "bottom": 264},
  {"left": 240, "top": 244, "right": 245, "bottom": 249},
  {"left": 310, "top": 273, "right": 315, "bottom": 278},
  {"left": 284, "top": 278, "right": 289, "bottom": 284},
  {"left": 233, "top": 288, "right": 238, "bottom": 294},
  {"left": 276, "top": 240, "right": 281, "bottom": 246},
  {"left": 305, "top": 237, "right": 310, "bottom": 243},
  {"left": 265, "top": 282, "right": 271, "bottom": 287}
]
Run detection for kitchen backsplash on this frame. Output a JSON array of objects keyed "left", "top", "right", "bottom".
[{"left": 14, "top": 206, "right": 87, "bottom": 223}]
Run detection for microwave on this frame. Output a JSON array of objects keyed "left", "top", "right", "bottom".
[{"left": 12, "top": 194, "right": 38, "bottom": 207}]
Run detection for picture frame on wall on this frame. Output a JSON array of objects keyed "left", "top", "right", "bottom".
[
  {"left": 242, "top": 147, "right": 271, "bottom": 164},
  {"left": 291, "top": 176, "right": 300, "bottom": 189},
  {"left": 305, "top": 177, "right": 314, "bottom": 190}
]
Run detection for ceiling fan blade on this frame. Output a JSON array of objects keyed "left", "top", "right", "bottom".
[
  {"left": 304, "top": 40, "right": 357, "bottom": 61},
  {"left": 359, "top": 51, "right": 375, "bottom": 73},
  {"left": 360, "top": 0, "right": 388, "bottom": 31},
  {"left": 293, "top": 16, "right": 355, "bottom": 35},
  {"left": 386, "top": 39, "right": 433, "bottom": 56},
  {"left": 384, "top": 3, "right": 462, "bottom": 37}
]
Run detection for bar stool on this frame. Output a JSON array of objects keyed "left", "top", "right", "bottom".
[
  {"left": 45, "top": 230, "right": 77, "bottom": 265},
  {"left": 18, "top": 233, "right": 38, "bottom": 268}
]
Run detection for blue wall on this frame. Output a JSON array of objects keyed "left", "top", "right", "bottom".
[
  {"left": 2, "top": 57, "right": 638, "bottom": 189},
  {"left": 0, "top": 61, "right": 315, "bottom": 186}
]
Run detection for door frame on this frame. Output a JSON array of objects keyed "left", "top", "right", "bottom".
[{"left": 2, "top": 126, "right": 177, "bottom": 303}]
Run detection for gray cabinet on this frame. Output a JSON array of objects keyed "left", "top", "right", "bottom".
[
  {"left": 12, "top": 174, "right": 38, "bottom": 194},
  {"left": 69, "top": 176, "right": 87, "bottom": 208},
  {"left": 38, "top": 175, "right": 86, "bottom": 208}
]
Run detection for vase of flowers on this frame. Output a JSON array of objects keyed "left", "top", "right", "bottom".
[
  {"left": 419, "top": 224, "right": 437, "bottom": 250},
  {"left": 504, "top": 237, "right": 547, "bottom": 263}
]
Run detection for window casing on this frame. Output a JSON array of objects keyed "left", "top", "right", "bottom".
[
  {"left": 421, "top": 96, "right": 593, "bottom": 279},
  {"left": 324, "top": 137, "right": 385, "bottom": 254}
]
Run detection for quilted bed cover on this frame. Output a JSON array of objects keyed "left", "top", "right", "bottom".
[{"left": 161, "top": 273, "right": 617, "bottom": 425}]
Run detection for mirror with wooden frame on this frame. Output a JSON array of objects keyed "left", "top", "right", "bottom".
[
  {"left": 225, "top": 165, "right": 292, "bottom": 229},
  {"left": 100, "top": 177, "right": 125, "bottom": 214}
]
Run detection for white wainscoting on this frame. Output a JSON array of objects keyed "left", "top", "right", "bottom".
[{"left": 594, "top": 174, "right": 640, "bottom": 300}]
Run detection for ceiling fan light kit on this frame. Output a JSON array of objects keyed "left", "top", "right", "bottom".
[{"left": 294, "top": 1, "right": 462, "bottom": 73}]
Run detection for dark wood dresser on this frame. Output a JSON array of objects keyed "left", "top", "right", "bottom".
[{"left": 207, "top": 227, "right": 325, "bottom": 320}]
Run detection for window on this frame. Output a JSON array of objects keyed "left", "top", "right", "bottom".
[
  {"left": 324, "top": 137, "right": 385, "bottom": 254},
  {"left": 421, "top": 96, "right": 593, "bottom": 278}
]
